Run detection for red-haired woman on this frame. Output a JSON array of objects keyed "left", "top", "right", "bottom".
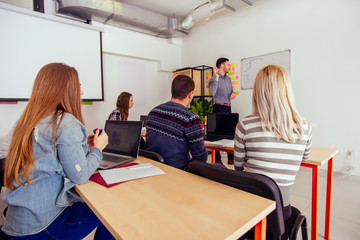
[{"left": 3, "top": 63, "right": 114, "bottom": 239}]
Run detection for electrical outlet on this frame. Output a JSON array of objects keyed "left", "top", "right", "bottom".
[
  {"left": 353, "top": 150, "right": 358, "bottom": 157},
  {"left": 347, "top": 150, "right": 353, "bottom": 156}
]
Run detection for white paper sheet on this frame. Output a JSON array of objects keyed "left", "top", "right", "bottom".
[
  {"left": 99, "top": 163, "right": 165, "bottom": 185},
  {"left": 209, "top": 139, "right": 234, "bottom": 147}
]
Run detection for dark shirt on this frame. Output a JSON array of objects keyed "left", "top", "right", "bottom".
[
  {"left": 145, "top": 101, "right": 208, "bottom": 170},
  {"left": 108, "top": 109, "right": 123, "bottom": 120}
]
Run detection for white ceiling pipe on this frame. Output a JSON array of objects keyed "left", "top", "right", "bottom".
[{"left": 181, "top": 0, "right": 226, "bottom": 30}]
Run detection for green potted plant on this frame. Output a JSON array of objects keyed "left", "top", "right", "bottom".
[{"left": 189, "top": 97, "right": 212, "bottom": 124}]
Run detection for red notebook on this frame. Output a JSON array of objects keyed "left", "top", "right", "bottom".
[{"left": 90, "top": 163, "right": 139, "bottom": 188}]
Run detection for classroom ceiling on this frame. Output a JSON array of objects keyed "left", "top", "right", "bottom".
[
  {"left": 56, "top": 0, "right": 258, "bottom": 38},
  {"left": 119, "top": 0, "right": 210, "bottom": 17}
]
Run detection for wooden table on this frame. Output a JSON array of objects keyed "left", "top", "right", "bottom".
[
  {"left": 205, "top": 142, "right": 338, "bottom": 240},
  {"left": 76, "top": 157, "right": 275, "bottom": 240}
]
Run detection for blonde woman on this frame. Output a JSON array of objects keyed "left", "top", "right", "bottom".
[
  {"left": 3, "top": 63, "right": 114, "bottom": 239},
  {"left": 234, "top": 65, "right": 312, "bottom": 221}
]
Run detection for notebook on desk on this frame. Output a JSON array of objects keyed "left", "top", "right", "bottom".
[
  {"left": 205, "top": 113, "right": 239, "bottom": 141},
  {"left": 209, "top": 139, "right": 234, "bottom": 147},
  {"left": 98, "top": 120, "right": 143, "bottom": 170}
]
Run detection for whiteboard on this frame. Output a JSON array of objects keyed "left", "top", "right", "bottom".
[
  {"left": 0, "top": 7, "right": 103, "bottom": 101},
  {"left": 241, "top": 50, "right": 291, "bottom": 89}
]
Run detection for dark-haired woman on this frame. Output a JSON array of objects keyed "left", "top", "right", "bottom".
[
  {"left": 108, "top": 92, "right": 133, "bottom": 120},
  {"left": 108, "top": 92, "right": 146, "bottom": 148}
]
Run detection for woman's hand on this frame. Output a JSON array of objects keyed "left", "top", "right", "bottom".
[
  {"left": 87, "top": 134, "right": 95, "bottom": 150},
  {"left": 92, "top": 128, "right": 108, "bottom": 151}
]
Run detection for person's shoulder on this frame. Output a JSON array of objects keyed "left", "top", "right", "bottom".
[
  {"left": 241, "top": 114, "right": 261, "bottom": 124},
  {"left": 181, "top": 108, "right": 201, "bottom": 123},
  {"left": 109, "top": 108, "right": 120, "bottom": 115},
  {"left": 39, "top": 112, "right": 78, "bottom": 125},
  {"left": 57, "top": 113, "right": 83, "bottom": 132},
  {"left": 208, "top": 75, "right": 216, "bottom": 81},
  {"left": 108, "top": 109, "right": 121, "bottom": 120},
  {"left": 154, "top": 101, "right": 183, "bottom": 112},
  {"left": 57, "top": 113, "right": 85, "bottom": 139},
  {"left": 61, "top": 113, "right": 78, "bottom": 123},
  {"left": 149, "top": 102, "right": 167, "bottom": 113},
  {"left": 301, "top": 118, "right": 312, "bottom": 132},
  {"left": 185, "top": 107, "right": 199, "bottom": 117}
]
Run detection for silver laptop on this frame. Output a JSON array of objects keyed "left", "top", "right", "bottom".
[{"left": 98, "top": 120, "right": 143, "bottom": 170}]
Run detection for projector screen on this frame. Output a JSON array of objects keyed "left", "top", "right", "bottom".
[{"left": 0, "top": 6, "right": 103, "bottom": 101}]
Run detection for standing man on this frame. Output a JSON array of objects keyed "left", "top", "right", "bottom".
[
  {"left": 145, "top": 75, "right": 208, "bottom": 170},
  {"left": 209, "top": 57, "right": 236, "bottom": 165}
]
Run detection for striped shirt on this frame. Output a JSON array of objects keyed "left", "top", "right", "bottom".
[{"left": 234, "top": 115, "right": 312, "bottom": 206}]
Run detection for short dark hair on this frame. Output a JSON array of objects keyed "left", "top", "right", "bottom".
[
  {"left": 216, "top": 57, "right": 229, "bottom": 68},
  {"left": 171, "top": 75, "right": 195, "bottom": 100}
]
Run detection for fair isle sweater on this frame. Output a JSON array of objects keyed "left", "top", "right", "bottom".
[
  {"left": 234, "top": 115, "right": 312, "bottom": 206},
  {"left": 145, "top": 101, "right": 208, "bottom": 170}
]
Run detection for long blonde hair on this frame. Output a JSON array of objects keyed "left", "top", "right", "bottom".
[
  {"left": 252, "top": 65, "right": 304, "bottom": 143},
  {"left": 5, "top": 63, "right": 84, "bottom": 190}
]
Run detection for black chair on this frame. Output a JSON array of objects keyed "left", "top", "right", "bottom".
[
  {"left": 0, "top": 158, "right": 4, "bottom": 189},
  {"left": 0, "top": 226, "right": 8, "bottom": 240},
  {"left": 187, "top": 161, "right": 308, "bottom": 240},
  {"left": 138, "top": 149, "right": 164, "bottom": 163}
]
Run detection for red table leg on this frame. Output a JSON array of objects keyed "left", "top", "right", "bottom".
[
  {"left": 301, "top": 163, "right": 319, "bottom": 240},
  {"left": 324, "top": 157, "right": 334, "bottom": 239},
  {"left": 211, "top": 149, "right": 215, "bottom": 163},
  {"left": 254, "top": 217, "right": 267, "bottom": 240}
]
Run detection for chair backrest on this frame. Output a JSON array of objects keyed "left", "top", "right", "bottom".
[
  {"left": 0, "top": 158, "right": 5, "bottom": 189},
  {"left": 187, "top": 161, "right": 285, "bottom": 238},
  {"left": 138, "top": 149, "right": 164, "bottom": 163}
]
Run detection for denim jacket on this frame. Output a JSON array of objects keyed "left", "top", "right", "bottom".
[{"left": 2, "top": 113, "right": 102, "bottom": 236}]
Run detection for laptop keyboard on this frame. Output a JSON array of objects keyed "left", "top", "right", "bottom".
[{"left": 103, "top": 154, "right": 130, "bottom": 163}]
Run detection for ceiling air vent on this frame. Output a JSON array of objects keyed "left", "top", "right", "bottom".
[{"left": 56, "top": 0, "right": 190, "bottom": 38}]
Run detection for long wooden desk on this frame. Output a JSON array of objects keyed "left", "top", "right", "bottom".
[
  {"left": 205, "top": 142, "right": 338, "bottom": 240},
  {"left": 76, "top": 157, "right": 275, "bottom": 240}
]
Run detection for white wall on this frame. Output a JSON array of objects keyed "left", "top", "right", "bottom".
[
  {"left": 82, "top": 26, "right": 177, "bottom": 130},
  {"left": 0, "top": 23, "right": 179, "bottom": 143},
  {"left": 181, "top": 0, "right": 360, "bottom": 175}
]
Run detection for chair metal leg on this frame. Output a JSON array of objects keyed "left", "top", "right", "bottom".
[
  {"left": 289, "top": 214, "right": 308, "bottom": 240},
  {"left": 301, "top": 217, "right": 308, "bottom": 240}
]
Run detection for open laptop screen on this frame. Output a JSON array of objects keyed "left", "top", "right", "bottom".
[
  {"left": 140, "top": 115, "right": 148, "bottom": 127},
  {"left": 207, "top": 113, "right": 239, "bottom": 136},
  {"left": 103, "top": 120, "right": 142, "bottom": 158}
]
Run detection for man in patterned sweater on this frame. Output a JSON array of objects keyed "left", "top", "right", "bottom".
[{"left": 145, "top": 75, "right": 208, "bottom": 170}]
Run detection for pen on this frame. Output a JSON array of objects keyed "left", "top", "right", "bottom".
[{"left": 128, "top": 165, "right": 152, "bottom": 170}]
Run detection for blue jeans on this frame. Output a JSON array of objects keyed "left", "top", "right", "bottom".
[
  {"left": 212, "top": 104, "right": 234, "bottom": 162},
  {"left": 7, "top": 202, "right": 114, "bottom": 240},
  {"left": 209, "top": 163, "right": 226, "bottom": 168}
]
